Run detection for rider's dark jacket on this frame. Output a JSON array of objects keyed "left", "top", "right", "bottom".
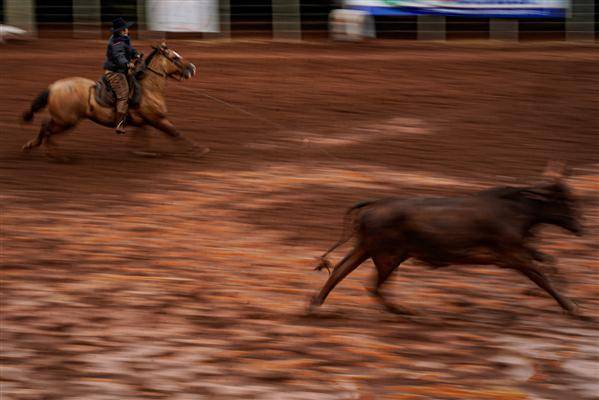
[{"left": 103, "top": 33, "right": 138, "bottom": 74}]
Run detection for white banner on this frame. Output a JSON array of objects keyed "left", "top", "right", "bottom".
[{"left": 147, "top": 0, "right": 219, "bottom": 32}]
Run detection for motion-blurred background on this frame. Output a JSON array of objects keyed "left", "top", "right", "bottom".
[
  {"left": 1, "top": 0, "right": 597, "bottom": 41},
  {"left": 1, "top": 1, "right": 598, "bottom": 400}
]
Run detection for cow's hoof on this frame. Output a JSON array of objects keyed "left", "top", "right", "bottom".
[
  {"left": 563, "top": 301, "right": 593, "bottom": 321},
  {"left": 540, "top": 253, "right": 556, "bottom": 264},
  {"left": 568, "top": 308, "right": 593, "bottom": 322},
  {"left": 383, "top": 303, "right": 416, "bottom": 316},
  {"left": 306, "top": 295, "right": 322, "bottom": 314},
  {"left": 569, "top": 312, "right": 593, "bottom": 322}
]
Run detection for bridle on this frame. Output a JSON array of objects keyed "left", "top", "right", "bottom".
[{"left": 144, "top": 46, "right": 187, "bottom": 80}]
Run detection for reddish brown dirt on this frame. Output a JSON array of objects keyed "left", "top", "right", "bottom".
[{"left": 1, "top": 39, "right": 598, "bottom": 400}]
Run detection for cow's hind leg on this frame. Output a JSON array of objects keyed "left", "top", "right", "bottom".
[
  {"left": 370, "top": 253, "right": 413, "bottom": 315},
  {"left": 309, "top": 247, "right": 368, "bottom": 311}
]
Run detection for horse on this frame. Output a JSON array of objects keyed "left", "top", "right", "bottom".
[{"left": 21, "top": 42, "right": 208, "bottom": 159}]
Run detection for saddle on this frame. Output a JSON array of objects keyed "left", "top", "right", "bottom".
[{"left": 94, "top": 75, "right": 142, "bottom": 109}]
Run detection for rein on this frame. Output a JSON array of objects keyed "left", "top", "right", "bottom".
[
  {"left": 144, "top": 48, "right": 167, "bottom": 78},
  {"left": 143, "top": 47, "right": 183, "bottom": 81},
  {"left": 146, "top": 65, "right": 167, "bottom": 78}
]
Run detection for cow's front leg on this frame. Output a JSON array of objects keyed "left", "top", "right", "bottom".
[
  {"left": 370, "top": 253, "right": 413, "bottom": 315},
  {"left": 501, "top": 249, "right": 579, "bottom": 317},
  {"left": 525, "top": 245, "right": 556, "bottom": 265},
  {"left": 518, "top": 265, "right": 578, "bottom": 314}
]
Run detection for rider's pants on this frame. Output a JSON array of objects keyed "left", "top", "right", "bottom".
[{"left": 104, "top": 71, "right": 129, "bottom": 115}]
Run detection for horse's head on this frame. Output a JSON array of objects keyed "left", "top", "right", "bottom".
[{"left": 147, "top": 42, "right": 196, "bottom": 80}]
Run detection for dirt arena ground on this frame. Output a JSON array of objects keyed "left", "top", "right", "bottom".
[{"left": 1, "top": 39, "right": 598, "bottom": 399}]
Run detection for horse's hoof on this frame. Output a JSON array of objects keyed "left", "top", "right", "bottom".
[
  {"left": 130, "top": 150, "right": 161, "bottom": 158},
  {"left": 49, "top": 157, "right": 72, "bottom": 164},
  {"left": 21, "top": 143, "right": 33, "bottom": 153},
  {"left": 385, "top": 304, "right": 416, "bottom": 316},
  {"left": 45, "top": 153, "right": 73, "bottom": 164},
  {"left": 191, "top": 146, "right": 210, "bottom": 158}
]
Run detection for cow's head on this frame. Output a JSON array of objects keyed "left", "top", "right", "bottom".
[{"left": 524, "top": 162, "right": 583, "bottom": 235}]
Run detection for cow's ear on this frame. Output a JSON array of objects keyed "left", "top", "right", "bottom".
[{"left": 543, "top": 161, "right": 568, "bottom": 182}]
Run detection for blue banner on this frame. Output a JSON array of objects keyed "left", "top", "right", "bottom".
[{"left": 344, "top": 0, "right": 568, "bottom": 18}]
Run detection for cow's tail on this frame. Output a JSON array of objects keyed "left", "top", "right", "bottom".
[
  {"left": 22, "top": 89, "right": 50, "bottom": 123},
  {"left": 314, "top": 199, "right": 376, "bottom": 274}
]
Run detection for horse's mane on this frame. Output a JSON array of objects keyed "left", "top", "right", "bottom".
[
  {"left": 145, "top": 48, "right": 158, "bottom": 66},
  {"left": 136, "top": 48, "right": 159, "bottom": 80}
]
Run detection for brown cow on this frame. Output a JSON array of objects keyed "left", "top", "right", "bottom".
[{"left": 310, "top": 163, "right": 585, "bottom": 318}]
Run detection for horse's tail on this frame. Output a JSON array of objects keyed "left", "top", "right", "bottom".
[
  {"left": 22, "top": 88, "right": 50, "bottom": 123},
  {"left": 314, "top": 199, "right": 376, "bottom": 273}
]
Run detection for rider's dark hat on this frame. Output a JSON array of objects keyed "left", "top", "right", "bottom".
[{"left": 111, "top": 17, "right": 134, "bottom": 33}]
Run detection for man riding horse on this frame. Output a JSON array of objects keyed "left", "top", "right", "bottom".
[
  {"left": 21, "top": 29, "right": 206, "bottom": 159},
  {"left": 104, "top": 17, "right": 139, "bottom": 135}
]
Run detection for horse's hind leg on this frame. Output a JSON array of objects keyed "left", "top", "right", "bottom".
[
  {"left": 22, "top": 119, "right": 51, "bottom": 152},
  {"left": 41, "top": 120, "right": 75, "bottom": 161}
]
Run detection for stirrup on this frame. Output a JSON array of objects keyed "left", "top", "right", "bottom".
[{"left": 115, "top": 120, "right": 126, "bottom": 135}]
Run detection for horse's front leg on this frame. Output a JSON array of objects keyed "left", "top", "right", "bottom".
[
  {"left": 150, "top": 118, "right": 209, "bottom": 156},
  {"left": 127, "top": 125, "right": 161, "bottom": 157}
]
